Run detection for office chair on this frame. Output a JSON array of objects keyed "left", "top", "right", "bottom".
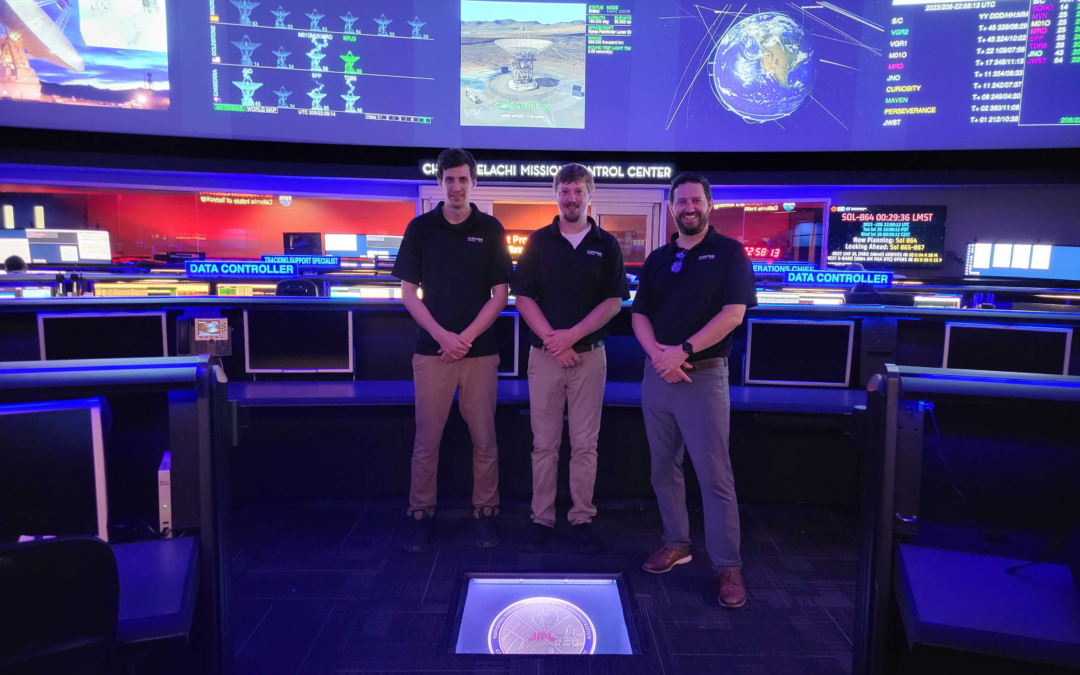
[
  {"left": 0, "top": 537, "right": 119, "bottom": 675},
  {"left": 881, "top": 292, "right": 917, "bottom": 307},
  {"left": 843, "top": 291, "right": 883, "bottom": 305},
  {"left": 275, "top": 279, "right": 320, "bottom": 297}
]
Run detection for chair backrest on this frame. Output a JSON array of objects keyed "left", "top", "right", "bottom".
[
  {"left": 276, "top": 279, "right": 319, "bottom": 297},
  {"left": 881, "top": 292, "right": 916, "bottom": 307},
  {"left": 843, "top": 291, "right": 883, "bottom": 305},
  {"left": 0, "top": 537, "right": 119, "bottom": 670}
]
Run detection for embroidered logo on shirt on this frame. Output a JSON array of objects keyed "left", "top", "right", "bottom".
[
  {"left": 467, "top": 236, "right": 484, "bottom": 243},
  {"left": 698, "top": 254, "right": 715, "bottom": 260},
  {"left": 586, "top": 250, "right": 603, "bottom": 257}
]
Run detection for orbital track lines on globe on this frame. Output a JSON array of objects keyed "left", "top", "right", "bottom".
[
  {"left": 662, "top": 2, "right": 882, "bottom": 130},
  {"left": 710, "top": 12, "right": 815, "bottom": 124}
]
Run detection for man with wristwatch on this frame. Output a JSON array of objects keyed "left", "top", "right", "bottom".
[
  {"left": 630, "top": 172, "right": 757, "bottom": 608},
  {"left": 514, "top": 163, "right": 630, "bottom": 555}
]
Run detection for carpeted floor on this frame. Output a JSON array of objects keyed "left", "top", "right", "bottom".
[{"left": 230, "top": 499, "right": 858, "bottom": 675}]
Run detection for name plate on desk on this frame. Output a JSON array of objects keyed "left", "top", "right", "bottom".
[
  {"left": 186, "top": 261, "right": 297, "bottom": 277},
  {"left": 261, "top": 255, "right": 341, "bottom": 267},
  {"left": 785, "top": 270, "right": 894, "bottom": 287},
  {"left": 753, "top": 261, "right": 816, "bottom": 275}
]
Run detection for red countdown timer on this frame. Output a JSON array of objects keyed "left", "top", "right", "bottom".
[{"left": 744, "top": 246, "right": 784, "bottom": 259}]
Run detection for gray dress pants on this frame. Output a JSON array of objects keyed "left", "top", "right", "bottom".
[{"left": 641, "top": 358, "right": 741, "bottom": 572}]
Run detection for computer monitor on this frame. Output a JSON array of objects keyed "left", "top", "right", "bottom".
[
  {"left": 324, "top": 234, "right": 402, "bottom": 258},
  {"left": 39, "top": 312, "right": 168, "bottom": 360},
  {"left": 244, "top": 309, "right": 354, "bottom": 373},
  {"left": 0, "top": 230, "right": 32, "bottom": 263},
  {"left": 24, "top": 229, "right": 112, "bottom": 266},
  {"left": 0, "top": 399, "right": 108, "bottom": 541},
  {"left": 744, "top": 319, "right": 855, "bottom": 387},
  {"left": 363, "top": 235, "right": 402, "bottom": 258},
  {"left": 944, "top": 323, "right": 1072, "bottom": 375},
  {"left": 283, "top": 232, "right": 323, "bottom": 256}
]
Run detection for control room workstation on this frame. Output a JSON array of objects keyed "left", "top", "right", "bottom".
[{"left": 4, "top": 163, "right": 1080, "bottom": 675}]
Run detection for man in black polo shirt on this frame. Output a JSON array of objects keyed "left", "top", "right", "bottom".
[
  {"left": 631, "top": 172, "right": 757, "bottom": 609},
  {"left": 514, "top": 163, "right": 629, "bottom": 555},
  {"left": 392, "top": 148, "right": 513, "bottom": 553}
]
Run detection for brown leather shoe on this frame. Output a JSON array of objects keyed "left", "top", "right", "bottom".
[
  {"left": 718, "top": 569, "right": 746, "bottom": 608},
  {"left": 642, "top": 547, "right": 692, "bottom": 574}
]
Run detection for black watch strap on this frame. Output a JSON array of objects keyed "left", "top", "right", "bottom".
[{"left": 681, "top": 341, "right": 694, "bottom": 356}]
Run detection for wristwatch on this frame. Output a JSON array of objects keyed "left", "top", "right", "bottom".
[{"left": 681, "top": 341, "right": 694, "bottom": 356}]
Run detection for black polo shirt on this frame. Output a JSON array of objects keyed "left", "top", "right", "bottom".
[
  {"left": 392, "top": 202, "right": 513, "bottom": 357},
  {"left": 630, "top": 227, "right": 757, "bottom": 361},
  {"left": 512, "top": 217, "right": 630, "bottom": 349}
]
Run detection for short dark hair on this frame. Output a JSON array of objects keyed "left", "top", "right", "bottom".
[
  {"left": 668, "top": 172, "right": 712, "bottom": 204},
  {"left": 436, "top": 148, "right": 477, "bottom": 181},
  {"left": 4, "top": 255, "right": 27, "bottom": 272},
  {"left": 553, "top": 163, "right": 594, "bottom": 194}
]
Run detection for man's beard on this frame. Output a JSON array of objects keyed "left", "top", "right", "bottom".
[
  {"left": 560, "top": 205, "right": 584, "bottom": 224},
  {"left": 676, "top": 213, "right": 707, "bottom": 236}
]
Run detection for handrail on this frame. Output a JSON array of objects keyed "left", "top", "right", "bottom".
[
  {"left": 0, "top": 357, "right": 208, "bottom": 402},
  {"left": 867, "top": 365, "right": 1080, "bottom": 403}
]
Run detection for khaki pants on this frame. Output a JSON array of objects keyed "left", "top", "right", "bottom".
[
  {"left": 527, "top": 346, "right": 607, "bottom": 526},
  {"left": 409, "top": 353, "right": 500, "bottom": 518}
]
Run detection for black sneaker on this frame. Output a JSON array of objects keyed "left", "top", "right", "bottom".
[
  {"left": 573, "top": 522, "right": 604, "bottom": 555},
  {"left": 519, "top": 521, "right": 553, "bottom": 553},
  {"left": 404, "top": 513, "right": 432, "bottom": 553},
  {"left": 475, "top": 509, "right": 500, "bottom": 549}
]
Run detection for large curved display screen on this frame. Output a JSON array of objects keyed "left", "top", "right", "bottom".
[{"left": 0, "top": 0, "right": 1077, "bottom": 152}]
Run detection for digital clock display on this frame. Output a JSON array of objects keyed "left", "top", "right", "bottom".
[
  {"left": 827, "top": 206, "right": 947, "bottom": 269},
  {"left": 744, "top": 246, "right": 784, "bottom": 259}
]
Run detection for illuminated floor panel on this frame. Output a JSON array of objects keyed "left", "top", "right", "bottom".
[{"left": 452, "top": 575, "right": 636, "bottom": 655}]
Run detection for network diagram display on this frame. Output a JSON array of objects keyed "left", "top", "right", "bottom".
[
  {"left": 210, "top": 0, "right": 433, "bottom": 122},
  {"left": 1, "top": 1, "right": 1079, "bottom": 152}
]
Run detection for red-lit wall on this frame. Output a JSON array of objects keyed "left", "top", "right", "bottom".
[
  {"left": 493, "top": 202, "right": 562, "bottom": 232},
  {"left": 79, "top": 190, "right": 417, "bottom": 258}
]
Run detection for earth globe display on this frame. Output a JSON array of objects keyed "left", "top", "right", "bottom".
[{"left": 709, "top": 12, "right": 816, "bottom": 122}]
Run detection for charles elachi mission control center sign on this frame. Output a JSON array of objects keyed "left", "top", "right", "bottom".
[{"left": 419, "top": 161, "right": 675, "bottom": 183}]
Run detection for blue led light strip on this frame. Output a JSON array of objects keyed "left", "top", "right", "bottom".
[
  {"left": 186, "top": 261, "right": 297, "bottom": 277},
  {"left": 785, "top": 270, "right": 894, "bottom": 287}
]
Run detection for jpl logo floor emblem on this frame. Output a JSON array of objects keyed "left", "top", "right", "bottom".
[{"left": 488, "top": 597, "right": 596, "bottom": 654}]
